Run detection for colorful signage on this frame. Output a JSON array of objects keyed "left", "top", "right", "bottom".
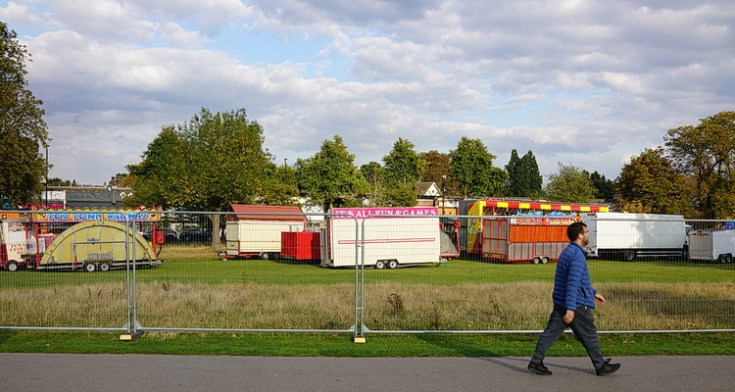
[
  {"left": 31, "top": 209, "right": 161, "bottom": 223},
  {"left": 331, "top": 207, "right": 438, "bottom": 220}
]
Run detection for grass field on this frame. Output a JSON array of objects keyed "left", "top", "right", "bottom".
[
  {"left": 1, "top": 245, "right": 734, "bottom": 356},
  {"left": 2, "top": 331, "right": 735, "bottom": 357}
]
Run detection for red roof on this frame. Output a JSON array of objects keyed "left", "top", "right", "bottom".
[{"left": 228, "top": 204, "right": 306, "bottom": 222}]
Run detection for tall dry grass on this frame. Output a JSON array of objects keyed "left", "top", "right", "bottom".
[{"left": 2, "top": 282, "right": 734, "bottom": 331}]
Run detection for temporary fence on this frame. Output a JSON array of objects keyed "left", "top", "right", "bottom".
[{"left": 1, "top": 209, "right": 734, "bottom": 341}]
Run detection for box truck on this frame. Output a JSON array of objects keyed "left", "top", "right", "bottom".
[
  {"left": 320, "top": 207, "right": 446, "bottom": 268},
  {"left": 582, "top": 212, "right": 689, "bottom": 261},
  {"left": 688, "top": 229, "right": 735, "bottom": 263}
]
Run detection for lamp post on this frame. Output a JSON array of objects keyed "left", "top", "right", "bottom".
[
  {"left": 441, "top": 174, "right": 447, "bottom": 215},
  {"left": 44, "top": 146, "right": 49, "bottom": 208}
]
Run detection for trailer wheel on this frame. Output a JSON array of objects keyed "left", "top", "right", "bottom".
[
  {"left": 6, "top": 261, "right": 18, "bottom": 272},
  {"left": 375, "top": 260, "right": 386, "bottom": 269},
  {"left": 718, "top": 254, "right": 732, "bottom": 264},
  {"left": 623, "top": 249, "right": 636, "bottom": 262},
  {"left": 84, "top": 262, "right": 97, "bottom": 272},
  {"left": 541, "top": 257, "right": 549, "bottom": 264},
  {"left": 532, "top": 257, "right": 541, "bottom": 265},
  {"left": 98, "top": 262, "right": 111, "bottom": 272},
  {"left": 387, "top": 260, "right": 399, "bottom": 269}
]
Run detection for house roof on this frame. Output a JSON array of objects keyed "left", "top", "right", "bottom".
[
  {"left": 228, "top": 204, "right": 306, "bottom": 222},
  {"left": 416, "top": 182, "right": 440, "bottom": 197}
]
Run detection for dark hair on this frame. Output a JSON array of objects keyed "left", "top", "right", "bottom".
[{"left": 567, "top": 222, "right": 587, "bottom": 242}]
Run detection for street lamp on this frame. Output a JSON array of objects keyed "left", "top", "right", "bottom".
[
  {"left": 44, "top": 146, "right": 49, "bottom": 208},
  {"left": 441, "top": 175, "right": 447, "bottom": 215}
]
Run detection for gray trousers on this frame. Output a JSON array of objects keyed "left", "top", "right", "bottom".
[{"left": 531, "top": 303, "right": 605, "bottom": 369}]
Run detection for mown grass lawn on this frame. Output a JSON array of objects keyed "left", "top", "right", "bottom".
[{"left": 1, "top": 247, "right": 733, "bottom": 356}]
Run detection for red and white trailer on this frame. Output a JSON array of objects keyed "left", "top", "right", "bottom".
[
  {"left": 320, "top": 207, "right": 451, "bottom": 269},
  {"left": 223, "top": 205, "right": 307, "bottom": 259},
  {"left": 0, "top": 216, "right": 30, "bottom": 271}
]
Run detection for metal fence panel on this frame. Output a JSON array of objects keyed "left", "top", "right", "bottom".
[
  {"left": 134, "top": 210, "right": 360, "bottom": 334},
  {"left": 2, "top": 209, "right": 734, "bottom": 336}
]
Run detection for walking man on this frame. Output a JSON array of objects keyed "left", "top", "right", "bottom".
[{"left": 528, "top": 221, "right": 620, "bottom": 376}]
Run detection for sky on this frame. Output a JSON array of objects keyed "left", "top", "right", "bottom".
[{"left": 2, "top": 0, "right": 734, "bottom": 186}]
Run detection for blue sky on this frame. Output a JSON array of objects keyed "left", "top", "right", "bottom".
[{"left": 2, "top": 0, "right": 734, "bottom": 185}]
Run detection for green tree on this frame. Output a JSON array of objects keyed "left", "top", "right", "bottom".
[
  {"left": 505, "top": 149, "right": 521, "bottom": 196},
  {"left": 519, "top": 151, "right": 543, "bottom": 199},
  {"left": 47, "top": 178, "right": 73, "bottom": 187},
  {"left": 297, "top": 135, "right": 367, "bottom": 209},
  {"left": 360, "top": 161, "right": 383, "bottom": 188},
  {"left": 419, "top": 150, "right": 457, "bottom": 197},
  {"left": 259, "top": 164, "right": 299, "bottom": 205},
  {"left": 0, "top": 22, "right": 49, "bottom": 207},
  {"left": 664, "top": 111, "right": 735, "bottom": 218},
  {"left": 380, "top": 138, "right": 421, "bottom": 207},
  {"left": 128, "top": 108, "right": 274, "bottom": 246},
  {"left": 544, "top": 163, "right": 596, "bottom": 203},
  {"left": 382, "top": 138, "right": 422, "bottom": 185},
  {"left": 419, "top": 151, "right": 449, "bottom": 183},
  {"left": 448, "top": 137, "right": 507, "bottom": 197},
  {"left": 126, "top": 127, "right": 187, "bottom": 208},
  {"left": 505, "top": 150, "right": 542, "bottom": 198},
  {"left": 588, "top": 171, "right": 615, "bottom": 202},
  {"left": 616, "top": 148, "right": 695, "bottom": 216},
  {"left": 360, "top": 161, "right": 383, "bottom": 206}
]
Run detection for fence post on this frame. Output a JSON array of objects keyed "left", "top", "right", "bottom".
[{"left": 120, "top": 216, "right": 143, "bottom": 341}]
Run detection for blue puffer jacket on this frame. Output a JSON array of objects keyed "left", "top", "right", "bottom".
[{"left": 552, "top": 242, "right": 597, "bottom": 310}]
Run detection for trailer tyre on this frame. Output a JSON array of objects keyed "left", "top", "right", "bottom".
[
  {"left": 532, "top": 257, "right": 541, "bottom": 265},
  {"left": 623, "top": 249, "right": 636, "bottom": 262},
  {"left": 541, "top": 257, "right": 549, "bottom": 264},
  {"left": 718, "top": 254, "right": 732, "bottom": 264},
  {"left": 387, "top": 259, "right": 399, "bottom": 269},
  {"left": 6, "top": 261, "right": 18, "bottom": 272},
  {"left": 375, "top": 260, "right": 386, "bottom": 269},
  {"left": 84, "top": 262, "right": 97, "bottom": 272},
  {"left": 98, "top": 262, "right": 111, "bottom": 272}
]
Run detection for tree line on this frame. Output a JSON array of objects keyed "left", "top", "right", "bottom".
[
  {"left": 120, "top": 107, "right": 618, "bottom": 212},
  {"left": 2, "top": 22, "right": 734, "bottom": 218}
]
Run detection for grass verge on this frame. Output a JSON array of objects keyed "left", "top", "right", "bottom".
[{"left": 1, "top": 330, "right": 734, "bottom": 357}]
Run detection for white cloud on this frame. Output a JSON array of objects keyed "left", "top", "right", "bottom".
[{"left": 2, "top": 0, "right": 734, "bottom": 184}]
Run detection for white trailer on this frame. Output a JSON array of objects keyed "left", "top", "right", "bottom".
[
  {"left": 688, "top": 229, "right": 735, "bottom": 263},
  {"left": 582, "top": 212, "right": 688, "bottom": 261},
  {"left": 223, "top": 205, "right": 306, "bottom": 259},
  {"left": 321, "top": 207, "right": 443, "bottom": 269}
]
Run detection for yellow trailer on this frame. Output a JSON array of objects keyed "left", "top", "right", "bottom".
[{"left": 37, "top": 220, "right": 161, "bottom": 272}]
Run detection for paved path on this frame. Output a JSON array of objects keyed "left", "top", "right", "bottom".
[{"left": 1, "top": 354, "right": 733, "bottom": 392}]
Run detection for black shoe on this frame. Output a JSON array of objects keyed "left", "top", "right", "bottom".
[
  {"left": 596, "top": 359, "right": 621, "bottom": 376},
  {"left": 528, "top": 360, "right": 552, "bottom": 375}
]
